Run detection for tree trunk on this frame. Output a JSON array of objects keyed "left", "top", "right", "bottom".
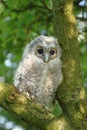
[
  {"left": 0, "top": 0, "right": 87, "bottom": 130},
  {"left": 53, "top": 0, "right": 87, "bottom": 129}
]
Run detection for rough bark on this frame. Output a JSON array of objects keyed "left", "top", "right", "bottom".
[{"left": 53, "top": 0, "right": 87, "bottom": 129}]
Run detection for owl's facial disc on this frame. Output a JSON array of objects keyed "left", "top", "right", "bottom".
[
  {"left": 35, "top": 46, "right": 58, "bottom": 63},
  {"left": 35, "top": 46, "right": 49, "bottom": 63}
]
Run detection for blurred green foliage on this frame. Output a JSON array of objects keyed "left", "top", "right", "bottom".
[{"left": 0, "top": 0, "right": 87, "bottom": 130}]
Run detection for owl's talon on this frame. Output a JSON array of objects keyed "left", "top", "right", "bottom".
[{"left": 23, "top": 92, "right": 31, "bottom": 100}]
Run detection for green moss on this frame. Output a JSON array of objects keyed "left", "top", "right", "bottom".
[{"left": 53, "top": 0, "right": 87, "bottom": 129}]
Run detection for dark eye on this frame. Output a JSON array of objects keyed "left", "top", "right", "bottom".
[
  {"left": 37, "top": 48, "right": 44, "bottom": 54},
  {"left": 50, "top": 50, "right": 55, "bottom": 55}
]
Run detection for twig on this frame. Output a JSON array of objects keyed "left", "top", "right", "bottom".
[
  {"left": 76, "top": 16, "right": 87, "bottom": 21},
  {"left": 40, "top": 0, "right": 51, "bottom": 12}
]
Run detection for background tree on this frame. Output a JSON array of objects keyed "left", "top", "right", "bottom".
[{"left": 0, "top": 0, "right": 87, "bottom": 130}]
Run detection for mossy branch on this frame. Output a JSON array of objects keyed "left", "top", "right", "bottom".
[{"left": 0, "top": 82, "right": 74, "bottom": 130}]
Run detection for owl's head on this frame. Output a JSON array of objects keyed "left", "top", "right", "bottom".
[{"left": 23, "top": 35, "right": 61, "bottom": 63}]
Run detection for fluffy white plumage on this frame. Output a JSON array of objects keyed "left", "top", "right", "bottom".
[{"left": 13, "top": 35, "right": 63, "bottom": 106}]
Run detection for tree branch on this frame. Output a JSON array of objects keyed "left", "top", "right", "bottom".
[
  {"left": 76, "top": 16, "right": 87, "bottom": 21},
  {"left": 40, "top": 0, "right": 52, "bottom": 12},
  {"left": 0, "top": 82, "right": 73, "bottom": 130}
]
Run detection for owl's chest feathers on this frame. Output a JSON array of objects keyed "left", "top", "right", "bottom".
[
  {"left": 18, "top": 56, "right": 62, "bottom": 105},
  {"left": 22, "top": 55, "right": 58, "bottom": 86},
  {"left": 27, "top": 61, "right": 58, "bottom": 94}
]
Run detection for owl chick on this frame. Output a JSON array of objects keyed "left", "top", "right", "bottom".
[{"left": 13, "top": 35, "right": 63, "bottom": 107}]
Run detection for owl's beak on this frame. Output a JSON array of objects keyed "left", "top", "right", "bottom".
[{"left": 44, "top": 54, "right": 49, "bottom": 63}]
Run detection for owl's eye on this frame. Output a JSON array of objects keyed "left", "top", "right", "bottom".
[
  {"left": 50, "top": 49, "right": 56, "bottom": 55},
  {"left": 37, "top": 48, "right": 44, "bottom": 54}
]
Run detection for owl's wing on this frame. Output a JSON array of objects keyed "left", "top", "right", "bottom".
[
  {"left": 13, "top": 55, "right": 36, "bottom": 88},
  {"left": 13, "top": 62, "right": 24, "bottom": 88}
]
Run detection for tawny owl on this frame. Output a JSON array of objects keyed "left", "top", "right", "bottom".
[{"left": 13, "top": 35, "right": 63, "bottom": 107}]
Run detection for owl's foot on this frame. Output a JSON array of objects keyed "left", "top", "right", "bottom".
[{"left": 23, "top": 92, "right": 32, "bottom": 100}]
